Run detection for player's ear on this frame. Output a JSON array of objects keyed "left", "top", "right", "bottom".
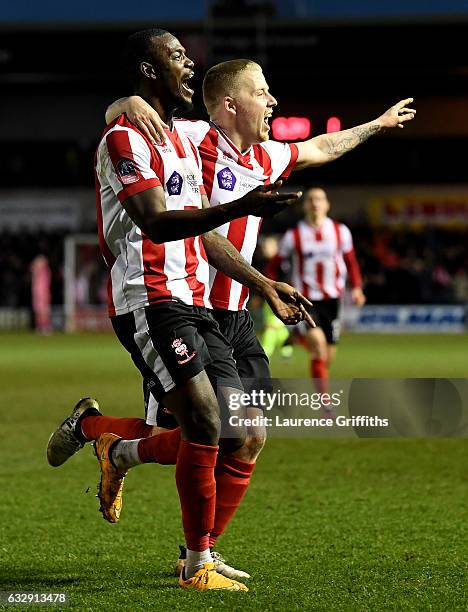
[
  {"left": 224, "top": 96, "right": 237, "bottom": 116},
  {"left": 140, "top": 62, "right": 157, "bottom": 80}
]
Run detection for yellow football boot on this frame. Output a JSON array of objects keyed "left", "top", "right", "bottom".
[
  {"left": 94, "top": 433, "right": 127, "bottom": 523},
  {"left": 179, "top": 562, "right": 248, "bottom": 592},
  {"left": 174, "top": 545, "right": 251, "bottom": 580}
]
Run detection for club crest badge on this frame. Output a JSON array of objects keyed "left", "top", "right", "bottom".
[
  {"left": 166, "top": 171, "right": 183, "bottom": 196},
  {"left": 171, "top": 337, "right": 196, "bottom": 365},
  {"left": 217, "top": 167, "right": 237, "bottom": 191}
]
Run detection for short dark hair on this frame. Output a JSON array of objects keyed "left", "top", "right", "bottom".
[{"left": 122, "top": 28, "right": 169, "bottom": 86}]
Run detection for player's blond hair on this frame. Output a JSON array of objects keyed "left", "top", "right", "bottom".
[{"left": 203, "top": 59, "right": 261, "bottom": 116}]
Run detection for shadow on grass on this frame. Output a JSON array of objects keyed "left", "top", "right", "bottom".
[
  {"left": 0, "top": 572, "right": 81, "bottom": 590},
  {"left": 0, "top": 568, "right": 182, "bottom": 596}
]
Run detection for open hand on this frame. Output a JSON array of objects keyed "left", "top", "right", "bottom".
[
  {"left": 378, "top": 98, "right": 416, "bottom": 129},
  {"left": 238, "top": 181, "right": 302, "bottom": 218},
  {"left": 264, "top": 281, "right": 316, "bottom": 327},
  {"left": 125, "top": 96, "right": 169, "bottom": 145}
]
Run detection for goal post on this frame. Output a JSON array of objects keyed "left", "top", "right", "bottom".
[{"left": 64, "top": 234, "right": 111, "bottom": 332}]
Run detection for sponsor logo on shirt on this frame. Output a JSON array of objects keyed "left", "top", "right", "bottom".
[
  {"left": 171, "top": 337, "right": 197, "bottom": 365},
  {"left": 239, "top": 178, "right": 258, "bottom": 193},
  {"left": 186, "top": 173, "right": 199, "bottom": 192},
  {"left": 304, "top": 248, "right": 336, "bottom": 258},
  {"left": 217, "top": 167, "right": 237, "bottom": 191},
  {"left": 166, "top": 171, "right": 183, "bottom": 196},
  {"left": 116, "top": 158, "right": 139, "bottom": 185}
]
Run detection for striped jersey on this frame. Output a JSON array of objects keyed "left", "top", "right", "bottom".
[
  {"left": 175, "top": 119, "right": 298, "bottom": 311},
  {"left": 278, "top": 217, "right": 362, "bottom": 301},
  {"left": 95, "top": 114, "right": 209, "bottom": 316}
]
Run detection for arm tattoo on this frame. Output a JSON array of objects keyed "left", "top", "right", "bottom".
[
  {"left": 322, "top": 123, "right": 381, "bottom": 157},
  {"left": 352, "top": 124, "right": 381, "bottom": 143}
]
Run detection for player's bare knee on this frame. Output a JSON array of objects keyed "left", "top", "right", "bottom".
[
  {"left": 251, "top": 428, "right": 267, "bottom": 453},
  {"left": 244, "top": 430, "right": 267, "bottom": 461},
  {"left": 315, "top": 346, "right": 327, "bottom": 360},
  {"left": 309, "top": 339, "right": 327, "bottom": 359},
  {"left": 219, "top": 431, "right": 247, "bottom": 455},
  {"left": 230, "top": 426, "right": 266, "bottom": 462}
]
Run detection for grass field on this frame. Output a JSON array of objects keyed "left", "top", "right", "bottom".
[{"left": 1, "top": 332, "right": 467, "bottom": 611}]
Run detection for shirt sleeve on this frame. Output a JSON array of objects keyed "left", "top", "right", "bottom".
[
  {"left": 174, "top": 119, "right": 211, "bottom": 147},
  {"left": 103, "top": 127, "right": 162, "bottom": 203},
  {"left": 340, "top": 225, "right": 362, "bottom": 288},
  {"left": 258, "top": 140, "right": 299, "bottom": 181},
  {"left": 340, "top": 224, "right": 354, "bottom": 254}
]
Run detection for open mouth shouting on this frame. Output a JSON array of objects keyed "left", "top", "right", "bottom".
[{"left": 181, "top": 72, "right": 195, "bottom": 97}]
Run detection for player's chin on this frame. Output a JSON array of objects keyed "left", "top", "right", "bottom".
[
  {"left": 177, "top": 91, "right": 194, "bottom": 111},
  {"left": 258, "top": 125, "right": 270, "bottom": 141}
]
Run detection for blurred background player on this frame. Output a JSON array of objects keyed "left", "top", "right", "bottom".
[
  {"left": 30, "top": 254, "right": 52, "bottom": 334},
  {"left": 276, "top": 186, "right": 366, "bottom": 411}
]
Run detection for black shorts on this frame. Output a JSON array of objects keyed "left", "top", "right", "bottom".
[
  {"left": 212, "top": 308, "right": 271, "bottom": 383},
  {"left": 111, "top": 301, "right": 242, "bottom": 425},
  {"left": 148, "top": 308, "right": 271, "bottom": 428},
  {"left": 297, "top": 298, "right": 341, "bottom": 345}
]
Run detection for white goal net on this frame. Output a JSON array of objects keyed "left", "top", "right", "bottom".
[{"left": 64, "top": 234, "right": 110, "bottom": 332}]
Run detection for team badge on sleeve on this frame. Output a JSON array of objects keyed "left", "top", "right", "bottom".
[
  {"left": 116, "top": 158, "right": 139, "bottom": 185},
  {"left": 166, "top": 171, "right": 183, "bottom": 196},
  {"left": 217, "top": 167, "right": 236, "bottom": 191}
]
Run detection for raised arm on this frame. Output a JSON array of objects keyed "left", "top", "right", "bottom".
[{"left": 293, "top": 98, "right": 416, "bottom": 171}]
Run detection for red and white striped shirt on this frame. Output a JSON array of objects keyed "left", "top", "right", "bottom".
[
  {"left": 278, "top": 217, "right": 362, "bottom": 301},
  {"left": 176, "top": 119, "right": 298, "bottom": 311},
  {"left": 95, "top": 114, "right": 209, "bottom": 316}
]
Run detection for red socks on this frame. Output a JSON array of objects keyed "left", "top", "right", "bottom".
[
  {"left": 209, "top": 454, "right": 255, "bottom": 548},
  {"left": 82, "top": 416, "right": 254, "bottom": 549},
  {"left": 137, "top": 428, "right": 181, "bottom": 465},
  {"left": 81, "top": 415, "right": 181, "bottom": 465},
  {"left": 311, "top": 357, "right": 329, "bottom": 394},
  {"left": 80, "top": 415, "right": 153, "bottom": 441},
  {"left": 176, "top": 441, "right": 218, "bottom": 552}
]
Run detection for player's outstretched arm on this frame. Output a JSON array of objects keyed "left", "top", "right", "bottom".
[
  {"left": 293, "top": 98, "right": 416, "bottom": 171},
  {"left": 202, "top": 229, "right": 315, "bottom": 326},
  {"left": 105, "top": 96, "right": 168, "bottom": 146},
  {"left": 122, "top": 182, "right": 301, "bottom": 244}
]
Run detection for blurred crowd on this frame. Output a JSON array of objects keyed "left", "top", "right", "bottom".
[
  {"left": 1, "top": 226, "right": 467, "bottom": 315},
  {"left": 355, "top": 226, "right": 468, "bottom": 304}
]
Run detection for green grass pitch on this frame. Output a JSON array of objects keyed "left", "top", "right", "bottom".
[{"left": 1, "top": 332, "right": 467, "bottom": 611}]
